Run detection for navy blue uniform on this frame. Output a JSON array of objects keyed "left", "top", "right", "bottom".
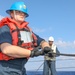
[{"left": 0, "top": 25, "right": 44, "bottom": 75}]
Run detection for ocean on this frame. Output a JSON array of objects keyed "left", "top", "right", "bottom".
[
  {"left": 25, "top": 56, "right": 75, "bottom": 75},
  {"left": 26, "top": 71, "right": 75, "bottom": 75}
]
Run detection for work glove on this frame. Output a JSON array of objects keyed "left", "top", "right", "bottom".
[
  {"left": 30, "top": 47, "right": 53, "bottom": 57},
  {"left": 48, "top": 50, "right": 55, "bottom": 57},
  {"left": 47, "top": 49, "right": 57, "bottom": 57},
  {"left": 43, "top": 47, "right": 55, "bottom": 57},
  {"left": 30, "top": 48, "right": 43, "bottom": 57},
  {"left": 43, "top": 47, "right": 52, "bottom": 54}
]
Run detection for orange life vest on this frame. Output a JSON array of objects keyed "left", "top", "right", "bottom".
[{"left": 0, "top": 17, "right": 37, "bottom": 61}]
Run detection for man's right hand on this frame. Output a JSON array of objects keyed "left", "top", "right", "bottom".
[{"left": 30, "top": 48, "right": 43, "bottom": 57}]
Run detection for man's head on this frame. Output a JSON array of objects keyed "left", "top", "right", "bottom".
[
  {"left": 6, "top": 2, "right": 29, "bottom": 24},
  {"left": 48, "top": 36, "right": 54, "bottom": 46}
]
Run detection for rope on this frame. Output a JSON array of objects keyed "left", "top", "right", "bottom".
[{"left": 48, "top": 52, "right": 75, "bottom": 57}]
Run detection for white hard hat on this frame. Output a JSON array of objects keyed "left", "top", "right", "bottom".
[{"left": 48, "top": 36, "right": 54, "bottom": 41}]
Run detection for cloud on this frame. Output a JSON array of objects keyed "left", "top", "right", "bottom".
[
  {"left": 55, "top": 40, "right": 75, "bottom": 48},
  {"left": 0, "top": 15, "right": 4, "bottom": 20},
  {"left": 33, "top": 27, "right": 45, "bottom": 33},
  {"left": 32, "top": 27, "right": 52, "bottom": 33}
]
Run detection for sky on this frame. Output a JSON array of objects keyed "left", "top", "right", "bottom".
[{"left": 0, "top": 0, "right": 75, "bottom": 71}]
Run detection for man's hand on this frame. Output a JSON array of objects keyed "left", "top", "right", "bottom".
[
  {"left": 30, "top": 48, "right": 43, "bottom": 57},
  {"left": 43, "top": 47, "right": 55, "bottom": 57},
  {"left": 30, "top": 47, "right": 54, "bottom": 57},
  {"left": 48, "top": 50, "right": 54, "bottom": 57},
  {"left": 43, "top": 47, "right": 52, "bottom": 54}
]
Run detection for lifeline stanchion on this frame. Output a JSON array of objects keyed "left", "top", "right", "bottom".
[{"left": 34, "top": 62, "right": 44, "bottom": 75}]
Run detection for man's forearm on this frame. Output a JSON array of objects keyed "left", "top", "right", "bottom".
[{"left": 1, "top": 43, "right": 31, "bottom": 58}]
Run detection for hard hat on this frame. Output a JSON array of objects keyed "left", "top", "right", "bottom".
[
  {"left": 48, "top": 36, "right": 54, "bottom": 41},
  {"left": 6, "top": 2, "right": 29, "bottom": 17}
]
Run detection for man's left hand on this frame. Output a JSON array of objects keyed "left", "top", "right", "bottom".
[{"left": 43, "top": 47, "right": 53, "bottom": 54}]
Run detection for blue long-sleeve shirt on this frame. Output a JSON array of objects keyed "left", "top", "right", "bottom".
[{"left": 0, "top": 25, "right": 44, "bottom": 65}]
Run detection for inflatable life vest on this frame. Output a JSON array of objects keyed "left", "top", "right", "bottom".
[{"left": 0, "top": 17, "right": 37, "bottom": 61}]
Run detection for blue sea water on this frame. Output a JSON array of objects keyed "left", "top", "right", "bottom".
[{"left": 26, "top": 71, "right": 75, "bottom": 75}]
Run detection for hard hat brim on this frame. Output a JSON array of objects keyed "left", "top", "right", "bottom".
[{"left": 6, "top": 9, "right": 29, "bottom": 17}]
